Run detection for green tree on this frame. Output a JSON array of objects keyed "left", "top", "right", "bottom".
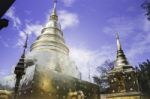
[
  {"left": 93, "top": 60, "right": 114, "bottom": 93},
  {"left": 137, "top": 59, "right": 150, "bottom": 95},
  {"left": 142, "top": 1, "right": 150, "bottom": 20},
  {"left": 96, "top": 60, "right": 114, "bottom": 75}
]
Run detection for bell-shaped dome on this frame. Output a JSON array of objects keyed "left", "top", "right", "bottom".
[{"left": 45, "top": 20, "right": 61, "bottom": 30}]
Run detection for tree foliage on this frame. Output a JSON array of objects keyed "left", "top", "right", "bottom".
[
  {"left": 96, "top": 60, "right": 114, "bottom": 75},
  {"left": 142, "top": 1, "right": 150, "bottom": 20},
  {"left": 137, "top": 59, "right": 150, "bottom": 95},
  {"left": 93, "top": 59, "right": 150, "bottom": 95},
  {"left": 93, "top": 60, "right": 115, "bottom": 93}
]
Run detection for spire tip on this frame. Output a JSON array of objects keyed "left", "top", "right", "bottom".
[
  {"left": 24, "top": 33, "right": 28, "bottom": 49},
  {"left": 54, "top": 0, "right": 57, "bottom": 3},
  {"left": 50, "top": 0, "right": 58, "bottom": 20},
  {"left": 116, "top": 32, "right": 122, "bottom": 51},
  {"left": 116, "top": 32, "right": 119, "bottom": 39}
]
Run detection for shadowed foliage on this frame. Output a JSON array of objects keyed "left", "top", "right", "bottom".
[
  {"left": 136, "top": 59, "right": 150, "bottom": 95},
  {"left": 93, "top": 60, "right": 114, "bottom": 93},
  {"left": 142, "top": 1, "right": 150, "bottom": 20}
]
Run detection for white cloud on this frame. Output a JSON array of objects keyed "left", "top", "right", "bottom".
[
  {"left": 58, "top": 10, "right": 79, "bottom": 30},
  {"left": 17, "top": 23, "right": 43, "bottom": 47},
  {"left": 5, "top": 7, "right": 44, "bottom": 47},
  {"left": 16, "top": 9, "right": 79, "bottom": 46},
  {"left": 102, "top": 16, "right": 136, "bottom": 37},
  {"left": 5, "top": 7, "right": 21, "bottom": 30},
  {"left": 69, "top": 46, "right": 114, "bottom": 82},
  {"left": 126, "top": 17, "right": 150, "bottom": 62},
  {"left": 127, "top": 32, "right": 150, "bottom": 61},
  {"left": 0, "top": 71, "right": 6, "bottom": 76},
  {"left": 0, "top": 69, "right": 9, "bottom": 77},
  {"left": 62, "top": 0, "right": 75, "bottom": 7},
  {"left": 25, "top": 23, "right": 43, "bottom": 36},
  {"left": 143, "top": 18, "right": 150, "bottom": 32},
  {"left": 0, "top": 36, "right": 9, "bottom": 48},
  {"left": 102, "top": 14, "right": 150, "bottom": 64}
]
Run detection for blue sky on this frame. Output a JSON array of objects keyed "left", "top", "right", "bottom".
[{"left": 0, "top": 0, "right": 150, "bottom": 81}]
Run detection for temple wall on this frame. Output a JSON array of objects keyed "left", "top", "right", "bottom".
[
  {"left": 16, "top": 70, "right": 100, "bottom": 99},
  {"left": 102, "top": 92, "right": 149, "bottom": 99}
]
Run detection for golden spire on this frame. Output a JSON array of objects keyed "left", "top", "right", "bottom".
[
  {"left": 50, "top": 0, "right": 58, "bottom": 20},
  {"left": 115, "top": 33, "right": 129, "bottom": 69},
  {"left": 14, "top": 33, "right": 28, "bottom": 99},
  {"left": 116, "top": 32, "right": 122, "bottom": 51},
  {"left": 31, "top": 0, "right": 69, "bottom": 55}
]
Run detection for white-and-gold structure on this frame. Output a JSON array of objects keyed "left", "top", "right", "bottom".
[
  {"left": 0, "top": 0, "right": 100, "bottom": 99},
  {"left": 106, "top": 33, "right": 144, "bottom": 99}
]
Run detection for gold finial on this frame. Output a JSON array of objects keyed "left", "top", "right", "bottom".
[
  {"left": 22, "top": 33, "right": 28, "bottom": 56},
  {"left": 116, "top": 32, "right": 122, "bottom": 51},
  {"left": 115, "top": 32, "right": 129, "bottom": 68},
  {"left": 50, "top": 0, "right": 58, "bottom": 20},
  {"left": 116, "top": 32, "right": 119, "bottom": 39},
  {"left": 24, "top": 33, "right": 28, "bottom": 49},
  {"left": 52, "top": 0, "right": 57, "bottom": 15},
  {"left": 54, "top": 0, "right": 57, "bottom": 3},
  {"left": 53, "top": 0, "right": 57, "bottom": 10}
]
